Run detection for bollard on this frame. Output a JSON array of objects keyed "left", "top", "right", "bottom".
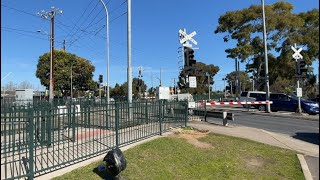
[{"left": 222, "top": 111, "right": 228, "bottom": 126}]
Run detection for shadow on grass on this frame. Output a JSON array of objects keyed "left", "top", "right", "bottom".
[
  {"left": 92, "top": 167, "right": 124, "bottom": 180},
  {"left": 292, "top": 132, "right": 319, "bottom": 145}
]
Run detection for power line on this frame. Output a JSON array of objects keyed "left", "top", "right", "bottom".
[
  {"left": 2, "top": 2, "right": 174, "bottom": 64},
  {"left": 2, "top": 3, "right": 95, "bottom": 39},
  {"left": 1, "top": 4, "right": 43, "bottom": 19},
  {"left": 67, "top": 1, "right": 101, "bottom": 45},
  {"left": 65, "top": 0, "right": 95, "bottom": 39},
  {"left": 68, "top": 7, "right": 105, "bottom": 47},
  {"left": 1, "top": 27, "right": 63, "bottom": 43},
  {"left": 89, "top": 0, "right": 127, "bottom": 28},
  {"left": 94, "top": 11, "right": 127, "bottom": 36},
  {"left": 2, "top": 26, "right": 42, "bottom": 35},
  {"left": 66, "top": 0, "right": 128, "bottom": 47},
  {"left": 1, "top": 4, "right": 104, "bottom": 44}
]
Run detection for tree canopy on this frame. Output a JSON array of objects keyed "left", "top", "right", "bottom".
[
  {"left": 178, "top": 62, "right": 220, "bottom": 94},
  {"left": 225, "top": 71, "right": 251, "bottom": 94},
  {"left": 35, "top": 50, "right": 96, "bottom": 97},
  {"left": 110, "top": 78, "right": 147, "bottom": 98},
  {"left": 214, "top": 2, "right": 319, "bottom": 95}
]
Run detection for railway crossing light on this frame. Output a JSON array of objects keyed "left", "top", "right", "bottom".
[
  {"left": 99, "top": 74, "right": 103, "bottom": 84},
  {"left": 184, "top": 47, "right": 196, "bottom": 67},
  {"left": 297, "top": 59, "right": 307, "bottom": 75}
]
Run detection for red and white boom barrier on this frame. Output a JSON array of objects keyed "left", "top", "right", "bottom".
[{"left": 200, "top": 101, "right": 273, "bottom": 106}]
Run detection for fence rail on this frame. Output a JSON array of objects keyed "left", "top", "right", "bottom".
[{"left": 1, "top": 99, "right": 189, "bottom": 180}]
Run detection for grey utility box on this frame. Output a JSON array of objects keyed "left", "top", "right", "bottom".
[{"left": 15, "top": 89, "right": 33, "bottom": 106}]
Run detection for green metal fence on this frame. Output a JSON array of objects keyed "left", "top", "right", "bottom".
[{"left": 1, "top": 99, "right": 188, "bottom": 180}]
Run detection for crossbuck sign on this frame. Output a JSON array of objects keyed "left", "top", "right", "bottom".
[
  {"left": 291, "top": 46, "right": 303, "bottom": 60},
  {"left": 179, "top": 29, "right": 197, "bottom": 45}
]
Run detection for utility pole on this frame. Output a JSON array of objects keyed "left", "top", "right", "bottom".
[
  {"left": 208, "top": 74, "right": 211, "bottom": 100},
  {"left": 172, "top": 78, "right": 177, "bottom": 94},
  {"left": 159, "top": 68, "right": 162, "bottom": 86},
  {"left": 138, "top": 66, "right": 143, "bottom": 96},
  {"left": 127, "top": 0, "right": 132, "bottom": 103},
  {"left": 261, "top": 0, "right": 271, "bottom": 113},
  {"left": 38, "top": 7, "right": 62, "bottom": 102},
  {"left": 127, "top": 0, "right": 133, "bottom": 122},
  {"left": 63, "top": 39, "right": 66, "bottom": 51},
  {"left": 237, "top": 60, "right": 241, "bottom": 94},
  {"left": 230, "top": 81, "right": 233, "bottom": 96},
  {"left": 251, "top": 78, "right": 255, "bottom": 91},
  {"left": 235, "top": 58, "right": 240, "bottom": 98},
  {"left": 151, "top": 71, "right": 154, "bottom": 89},
  {"left": 174, "top": 78, "right": 176, "bottom": 94}
]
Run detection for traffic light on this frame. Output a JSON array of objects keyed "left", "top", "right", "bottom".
[
  {"left": 184, "top": 47, "right": 196, "bottom": 67},
  {"left": 99, "top": 74, "right": 103, "bottom": 83},
  {"left": 296, "top": 59, "right": 307, "bottom": 75}
]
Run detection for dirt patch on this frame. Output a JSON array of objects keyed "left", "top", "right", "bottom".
[
  {"left": 169, "top": 128, "right": 212, "bottom": 149},
  {"left": 242, "top": 156, "right": 265, "bottom": 169}
]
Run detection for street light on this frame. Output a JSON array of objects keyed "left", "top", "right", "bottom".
[
  {"left": 70, "top": 62, "right": 74, "bottom": 98},
  {"left": 155, "top": 77, "right": 161, "bottom": 86},
  {"left": 37, "top": 30, "right": 50, "bottom": 50},
  {"left": 99, "top": 0, "right": 110, "bottom": 103},
  {"left": 261, "top": 0, "right": 271, "bottom": 113}
]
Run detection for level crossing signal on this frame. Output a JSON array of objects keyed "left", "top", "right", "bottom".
[
  {"left": 296, "top": 59, "right": 307, "bottom": 76},
  {"left": 184, "top": 47, "right": 196, "bottom": 67},
  {"left": 99, "top": 74, "right": 103, "bottom": 83}
]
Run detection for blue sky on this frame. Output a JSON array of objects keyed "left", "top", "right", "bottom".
[{"left": 1, "top": 0, "right": 319, "bottom": 91}]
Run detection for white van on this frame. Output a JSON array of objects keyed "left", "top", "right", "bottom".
[{"left": 239, "top": 91, "right": 266, "bottom": 108}]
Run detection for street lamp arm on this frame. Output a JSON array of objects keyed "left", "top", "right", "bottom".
[{"left": 99, "top": 0, "right": 110, "bottom": 103}]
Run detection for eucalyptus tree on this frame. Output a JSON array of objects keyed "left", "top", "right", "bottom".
[{"left": 215, "top": 2, "right": 319, "bottom": 91}]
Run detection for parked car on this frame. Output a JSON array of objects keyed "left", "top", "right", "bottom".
[
  {"left": 239, "top": 91, "right": 266, "bottom": 108},
  {"left": 307, "top": 97, "right": 319, "bottom": 104},
  {"left": 255, "top": 93, "right": 319, "bottom": 115}
]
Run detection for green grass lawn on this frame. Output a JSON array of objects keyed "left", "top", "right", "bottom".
[{"left": 53, "top": 129, "right": 304, "bottom": 180}]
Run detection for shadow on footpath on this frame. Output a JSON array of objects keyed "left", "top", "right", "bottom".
[{"left": 292, "top": 132, "right": 319, "bottom": 145}]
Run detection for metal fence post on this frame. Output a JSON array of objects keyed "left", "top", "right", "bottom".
[
  {"left": 28, "top": 107, "right": 34, "bottom": 180},
  {"left": 204, "top": 100, "right": 207, "bottom": 122},
  {"left": 72, "top": 104, "right": 76, "bottom": 142},
  {"left": 115, "top": 102, "right": 119, "bottom": 147},
  {"left": 159, "top": 100, "right": 163, "bottom": 135},
  {"left": 106, "top": 103, "right": 109, "bottom": 129},
  {"left": 145, "top": 100, "right": 148, "bottom": 124},
  {"left": 185, "top": 101, "right": 188, "bottom": 127},
  {"left": 47, "top": 106, "right": 52, "bottom": 147}
]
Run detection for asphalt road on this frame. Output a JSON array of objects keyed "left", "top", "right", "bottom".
[{"left": 207, "top": 110, "right": 319, "bottom": 144}]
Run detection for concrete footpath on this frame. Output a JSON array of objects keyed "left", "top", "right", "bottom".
[{"left": 189, "top": 121, "right": 319, "bottom": 180}]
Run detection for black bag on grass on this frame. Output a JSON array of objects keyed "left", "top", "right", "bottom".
[{"left": 103, "top": 147, "right": 127, "bottom": 177}]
